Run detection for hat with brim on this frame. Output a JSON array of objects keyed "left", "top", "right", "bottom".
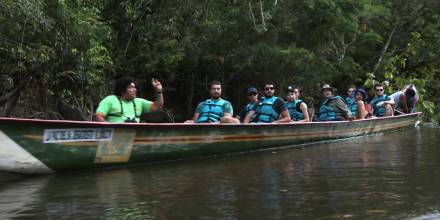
[
  {"left": 355, "top": 88, "right": 368, "bottom": 102},
  {"left": 321, "top": 84, "right": 335, "bottom": 92}
]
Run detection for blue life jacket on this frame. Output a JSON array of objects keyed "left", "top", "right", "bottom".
[
  {"left": 246, "top": 102, "right": 257, "bottom": 113},
  {"left": 319, "top": 96, "right": 344, "bottom": 121},
  {"left": 196, "top": 99, "right": 226, "bottom": 123},
  {"left": 251, "top": 96, "right": 280, "bottom": 123},
  {"left": 346, "top": 97, "right": 357, "bottom": 116},
  {"left": 370, "top": 95, "right": 389, "bottom": 117},
  {"left": 286, "top": 99, "right": 305, "bottom": 121}
]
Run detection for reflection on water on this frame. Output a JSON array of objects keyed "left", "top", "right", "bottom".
[
  {"left": 409, "top": 212, "right": 440, "bottom": 220},
  {"left": 0, "top": 176, "right": 50, "bottom": 219},
  {"left": 1, "top": 126, "right": 440, "bottom": 219}
]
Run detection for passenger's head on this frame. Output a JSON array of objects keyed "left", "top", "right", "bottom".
[
  {"left": 355, "top": 89, "right": 367, "bottom": 102},
  {"left": 209, "top": 80, "right": 222, "bottom": 99},
  {"left": 321, "top": 84, "right": 335, "bottom": 98},
  {"left": 405, "top": 87, "right": 416, "bottom": 98},
  {"left": 347, "top": 85, "right": 356, "bottom": 97},
  {"left": 374, "top": 83, "right": 384, "bottom": 96},
  {"left": 114, "top": 76, "right": 137, "bottom": 100},
  {"left": 247, "top": 87, "right": 258, "bottom": 102},
  {"left": 286, "top": 85, "right": 299, "bottom": 102},
  {"left": 263, "top": 81, "right": 275, "bottom": 97}
]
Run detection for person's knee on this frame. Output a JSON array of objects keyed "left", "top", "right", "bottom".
[
  {"left": 220, "top": 117, "right": 240, "bottom": 124},
  {"left": 385, "top": 104, "right": 393, "bottom": 111},
  {"left": 384, "top": 104, "right": 394, "bottom": 116}
]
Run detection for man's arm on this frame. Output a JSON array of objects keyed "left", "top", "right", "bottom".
[
  {"left": 335, "top": 98, "right": 355, "bottom": 120},
  {"left": 95, "top": 96, "right": 111, "bottom": 122},
  {"left": 220, "top": 102, "right": 240, "bottom": 123},
  {"left": 191, "top": 102, "right": 203, "bottom": 122},
  {"left": 273, "top": 98, "right": 291, "bottom": 123},
  {"left": 384, "top": 96, "right": 395, "bottom": 106},
  {"left": 150, "top": 78, "right": 163, "bottom": 111},
  {"left": 243, "top": 111, "right": 255, "bottom": 123},
  {"left": 274, "top": 110, "right": 292, "bottom": 123},
  {"left": 299, "top": 103, "right": 310, "bottom": 122},
  {"left": 192, "top": 113, "right": 200, "bottom": 122},
  {"left": 95, "top": 113, "right": 106, "bottom": 122},
  {"left": 223, "top": 112, "right": 233, "bottom": 118}
]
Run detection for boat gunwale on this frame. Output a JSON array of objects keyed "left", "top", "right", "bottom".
[{"left": 0, "top": 112, "right": 421, "bottom": 128}]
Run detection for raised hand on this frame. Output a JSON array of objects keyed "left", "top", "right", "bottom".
[{"left": 151, "top": 78, "right": 163, "bottom": 92}]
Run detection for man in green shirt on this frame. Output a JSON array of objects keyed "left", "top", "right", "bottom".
[{"left": 95, "top": 77, "right": 163, "bottom": 123}]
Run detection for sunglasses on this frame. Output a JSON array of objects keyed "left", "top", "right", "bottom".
[
  {"left": 264, "top": 87, "right": 274, "bottom": 91},
  {"left": 248, "top": 92, "right": 257, "bottom": 96},
  {"left": 376, "top": 89, "right": 384, "bottom": 92}
]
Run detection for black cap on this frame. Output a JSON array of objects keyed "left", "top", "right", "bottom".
[{"left": 286, "top": 85, "right": 297, "bottom": 93}]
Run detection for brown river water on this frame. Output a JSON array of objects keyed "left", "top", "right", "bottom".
[{"left": 1, "top": 125, "right": 440, "bottom": 219}]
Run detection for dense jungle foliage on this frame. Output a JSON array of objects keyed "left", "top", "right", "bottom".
[{"left": 1, "top": 0, "right": 439, "bottom": 122}]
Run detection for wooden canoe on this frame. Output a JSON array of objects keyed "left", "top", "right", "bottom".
[{"left": 0, "top": 113, "right": 420, "bottom": 174}]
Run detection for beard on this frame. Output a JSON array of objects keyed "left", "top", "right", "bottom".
[{"left": 211, "top": 93, "right": 221, "bottom": 99}]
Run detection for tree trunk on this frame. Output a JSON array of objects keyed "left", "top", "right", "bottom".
[
  {"left": 1, "top": 94, "right": 19, "bottom": 117},
  {"left": 372, "top": 22, "right": 399, "bottom": 75},
  {"left": 0, "top": 74, "right": 32, "bottom": 117}
]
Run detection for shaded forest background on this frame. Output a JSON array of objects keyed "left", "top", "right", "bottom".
[{"left": 1, "top": 0, "right": 439, "bottom": 122}]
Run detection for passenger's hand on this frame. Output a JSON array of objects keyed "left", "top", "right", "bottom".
[{"left": 151, "top": 78, "right": 163, "bottom": 92}]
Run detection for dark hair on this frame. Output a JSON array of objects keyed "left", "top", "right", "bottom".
[
  {"left": 374, "top": 83, "right": 383, "bottom": 89},
  {"left": 263, "top": 81, "right": 275, "bottom": 88},
  {"left": 114, "top": 76, "right": 136, "bottom": 96},
  {"left": 209, "top": 80, "right": 222, "bottom": 89},
  {"left": 405, "top": 88, "right": 416, "bottom": 97}
]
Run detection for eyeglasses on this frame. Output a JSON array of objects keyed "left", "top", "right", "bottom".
[
  {"left": 248, "top": 92, "right": 257, "bottom": 96},
  {"left": 264, "top": 87, "right": 274, "bottom": 91},
  {"left": 376, "top": 89, "right": 384, "bottom": 92}
]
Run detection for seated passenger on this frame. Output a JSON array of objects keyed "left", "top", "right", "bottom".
[
  {"left": 390, "top": 84, "right": 419, "bottom": 115},
  {"left": 318, "top": 84, "right": 355, "bottom": 121},
  {"left": 345, "top": 85, "right": 357, "bottom": 117},
  {"left": 188, "top": 81, "right": 239, "bottom": 124},
  {"left": 285, "top": 86, "right": 310, "bottom": 122},
  {"left": 243, "top": 81, "right": 291, "bottom": 123},
  {"left": 95, "top": 76, "right": 163, "bottom": 123},
  {"left": 370, "top": 83, "right": 394, "bottom": 117},
  {"left": 236, "top": 87, "right": 259, "bottom": 123},
  {"left": 353, "top": 88, "right": 372, "bottom": 119}
]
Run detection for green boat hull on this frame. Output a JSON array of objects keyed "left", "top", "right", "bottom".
[{"left": 0, "top": 113, "right": 420, "bottom": 174}]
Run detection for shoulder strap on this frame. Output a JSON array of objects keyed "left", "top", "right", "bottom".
[
  {"left": 295, "top": 100, "right": 304, "bottom": 112},
  {"left": 335, "top": 96, "right": 348, "bottom": 105},
  {"left": 109, "top": 96, "right": 138, "bottom": 118}
]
